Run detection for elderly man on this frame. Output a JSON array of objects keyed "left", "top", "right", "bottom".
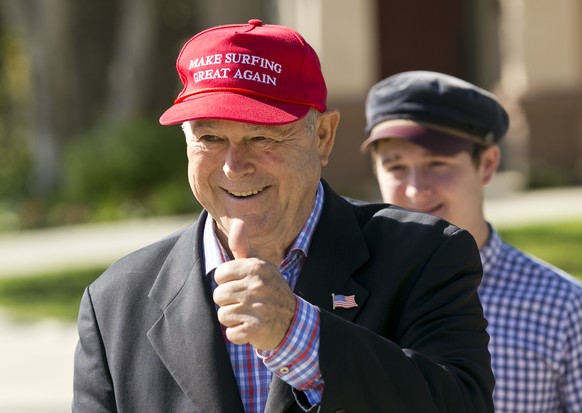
[
  {"left": 362, "top": 70, "right": 582, "bottom": 412},
  {"left": 73, "top": 23, "right": 494, "bottom": 412}
]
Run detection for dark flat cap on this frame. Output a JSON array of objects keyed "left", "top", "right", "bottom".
[{"left": 361, "top": 71, "right": 509, "bottom": 153}]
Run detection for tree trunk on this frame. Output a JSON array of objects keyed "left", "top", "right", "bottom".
[
  {"left": 106, "top": 0, "right": 159, "bottom": 123},
  {"left": 1, "top": 0, "right": 80, "bottom": 195}
]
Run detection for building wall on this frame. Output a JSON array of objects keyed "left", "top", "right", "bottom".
[
  {"left": 205, "top": 0, "right": 582, "bottom": 195},
  {"left": 519, "top": 0, "right": 582, "bottom": 186}
]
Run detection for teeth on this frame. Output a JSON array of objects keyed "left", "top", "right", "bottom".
[{"left": 228, "top": 188, "right": 263, "bottom": 197}]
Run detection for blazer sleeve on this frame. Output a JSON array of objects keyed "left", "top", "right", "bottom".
[
  {"left": 316, "top": 228, "right": 493, "bottom": 413},
  {"left": 73, "top": 287, "right": 117, "bottom": 413}
]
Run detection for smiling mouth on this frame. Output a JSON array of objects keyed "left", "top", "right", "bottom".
[
  {"left": 425, "top": 204, "right": 442, "bottom": 214},
  {"left": 414, "top": 204, "right": 442, "bottom": 214},
  {"left": 227, "top": 187, "right": 265, "bottom": 198}
]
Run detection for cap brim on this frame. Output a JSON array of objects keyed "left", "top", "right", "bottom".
[
  {"left": 360, "top": 123, "right": 473, "bottom": 156},
  {"left": 160, "top": 92, "right": 312, "bottom": 126}
]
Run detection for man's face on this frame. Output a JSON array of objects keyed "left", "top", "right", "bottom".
[
  {"left": 184, "top": 111, "right": 337, "bottom": 254},
  {"left": 373, "top": 138, "right": 491, "bottom": 232}
]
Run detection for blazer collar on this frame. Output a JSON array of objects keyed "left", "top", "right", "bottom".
[{"left": 294, "top": 182, "right": 370, "bottom": 321}]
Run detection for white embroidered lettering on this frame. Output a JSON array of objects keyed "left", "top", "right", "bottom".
[
  {"left": 224, "top": 53, "right": 282, "bottom": 74},
  {"left": 193, "top": 68, "right": 230, "bottom": 83},
  {"left": 189, "top": 54, "right": 223, "bottom": 70},
  {"left": 233, "top": 69, "right": 276, "bottom": 85}
]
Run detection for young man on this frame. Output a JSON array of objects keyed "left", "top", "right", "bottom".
[
  {"left": 362, "top": 70, "right": 582, "bottom": 412},
  {"left": 73, "top": 24, "right": 494, "bottom": 412}
]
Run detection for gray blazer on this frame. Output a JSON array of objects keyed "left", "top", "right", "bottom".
[{"left": 73, "top": 181, "right": 493, "bottom": 412}]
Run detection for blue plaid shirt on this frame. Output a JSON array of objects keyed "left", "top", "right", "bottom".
[
  {"left": 203, "top": 182, "right": 325, "bottom": 412},
  {"left": 479, "top": 226, "right": 582, "bottom": 412}
]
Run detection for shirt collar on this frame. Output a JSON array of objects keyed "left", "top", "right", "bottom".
[
  {"left": 202, "top": 181, "right": 325, "bottom": 274},
  {"left": 480, "top": 223, "right": 502, "bottom": 274}
]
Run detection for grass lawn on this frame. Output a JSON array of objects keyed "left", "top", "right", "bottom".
[
  {"left": 0, "top": 267, "right": 103, "bottom": 322},
  {"left": 0, "top": 220, "right": 580, "bottom": 322},
  {"left": 498, "top": 220, "right": 582, "bottom": 280}
]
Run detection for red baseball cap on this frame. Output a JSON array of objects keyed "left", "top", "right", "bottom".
[{"left": 160, "top": 19, "right": 327, "bottom": 126}]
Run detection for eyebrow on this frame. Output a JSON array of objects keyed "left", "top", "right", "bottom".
[
  {"left": 379, "top": 150, "right": 454, "bottom": 164},
  {"left": 191, "top": 120, "right": 215, "bottom": 128},
  {"left": 192, "top": 120, "right": 296, "bottom": 137},
  {"left": 379, "top": 153, "right": 402, "bottom": 163},
  {"left": 248, "top": 122, "right": 301, "bottom": 138}
]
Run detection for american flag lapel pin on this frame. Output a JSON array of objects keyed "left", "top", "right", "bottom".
[{"left": 332, "top": 293, "right": 358, "bottom": 309}]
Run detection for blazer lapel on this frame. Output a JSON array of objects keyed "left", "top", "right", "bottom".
[
  {"left": 145, "top": 186, "right": 371, "bottom": 412},
  {"left": 263, "top": 185, "right": 371, "bottom": 413},
  {"left": 264, "top": 376, "right": 296, "bottom": 413},
  {"left": 295, "top": 183, "right": 370, "bottom": 322},
  {"left": 147, "top": 215, "right": 245, "bottom": 413}
]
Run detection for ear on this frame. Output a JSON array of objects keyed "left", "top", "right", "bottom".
[
  {"left": 316, "top": 109, "right": 340, "bottom": 166},
  {"left": 480, "top": 145, "right": 501, "bottom": 186}
]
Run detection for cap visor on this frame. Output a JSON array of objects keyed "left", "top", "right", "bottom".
[
  {"left": 361, "top": 123, "right": 473, "bottom": 155},
  {"left": 160, "top": 92, "right": 312, "bottom": 126}
]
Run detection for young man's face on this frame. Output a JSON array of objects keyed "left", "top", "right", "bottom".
[{"left": 373, "top": 138, "right": 498, "bottom": 233}]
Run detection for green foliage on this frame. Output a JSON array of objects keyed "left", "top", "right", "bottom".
[
  {"left": 0, "top": 267, "right": 103, "bottom": 322},
  {"left": 59, "top": 118, "right": 199, "bottom": 222},
  {"left": 0, "top": 118, "right": 201, "bottom": 231},
  {"left": 498, "top": 220, "right": 582, "bottom": 279}
]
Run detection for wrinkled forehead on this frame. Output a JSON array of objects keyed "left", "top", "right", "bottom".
[{"left": 187, "top": 117, "right": 306, "bottom": 136}]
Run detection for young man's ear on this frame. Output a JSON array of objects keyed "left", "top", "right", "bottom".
[{"left": 480, "top": 145, "right": 501, "bottom": 185}]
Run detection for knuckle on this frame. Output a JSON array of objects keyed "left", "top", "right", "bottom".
[{"left": 216, "top": 306, "right": 229, "bottom": 323}]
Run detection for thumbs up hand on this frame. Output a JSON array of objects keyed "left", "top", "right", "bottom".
[
  {"left": 227, "top": 218, "right": 255, "bottom": 260},
  {"left": 213, "top": 219, "right": 296, "bottom": 350}
]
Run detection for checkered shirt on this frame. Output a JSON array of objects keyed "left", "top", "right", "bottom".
[
  {"left": 203, "top": 182, "right": 325, "bottom": 412},
  {"left": 479, "top": 226, "right": 582, "bottom": 412}
]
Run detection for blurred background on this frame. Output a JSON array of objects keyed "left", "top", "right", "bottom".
[
  {"left": 0, "top": 0, "right": 581, "bottom": 411},
  {"left": 1, "top": 0, "right": 581, "bottom": 232}
]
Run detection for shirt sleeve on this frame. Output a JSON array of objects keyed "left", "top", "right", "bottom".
[{"left": 256, "top": 296, "right": 324, "bottom": 406}]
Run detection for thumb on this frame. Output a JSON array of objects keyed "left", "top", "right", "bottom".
[{"left": 228, "top": 218, "right": 254, "bottom": 259}]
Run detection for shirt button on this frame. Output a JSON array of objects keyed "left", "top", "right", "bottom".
[{"left": 278, "top": 366, "right": 290, "bottom": 375}]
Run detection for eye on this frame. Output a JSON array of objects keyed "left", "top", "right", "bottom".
[
  {"left": 428, "top": 159, "right": 450, "bottom": 168},
  {"left": 249, "top": 135, "right": 275, "bottom": 148},
  {"left": 387, "top": 163, "right": 405, "bottom": 171},
  {"left": 381, "top": 159, "right": 406, "bottom": 172},
  {"left": 199, "top": 134, "right": 220, "bottom": 143},
  {"left": 191, "top": 134, "right": 224, "bottom": 149}
]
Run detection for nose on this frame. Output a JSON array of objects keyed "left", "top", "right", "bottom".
[
  {"left": 404, "top": 169, "right": 433, "bottom": 201},
  {"left": 223, "top": 143, "right": 255, "bottom": 179}
]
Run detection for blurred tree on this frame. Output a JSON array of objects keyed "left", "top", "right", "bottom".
[
  {"left": 0, "top": 0, "right": 196, "bottom": 197},
  {"left": 1, "top": 0, "right": 80, "bottom": 195},
  {"left": 0, "top": 0, "right": 266, "bottom": 229},
  {"left": 0, "top": 16, "right": 30, "bottom": 199},
  {"left": 106, "top": 0, "right": 158, "bottom": 123}
]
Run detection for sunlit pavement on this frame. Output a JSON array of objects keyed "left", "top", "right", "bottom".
[{"left": 0, "top": 313, "right": 77, "bottom": 412}]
